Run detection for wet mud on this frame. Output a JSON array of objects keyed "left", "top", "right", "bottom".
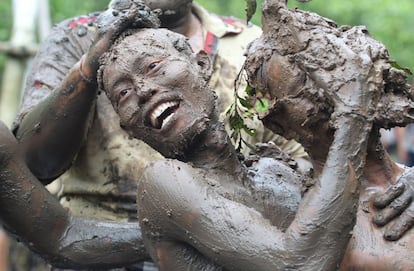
[{"left": 245, "top": 0, "right": 414, "bottom": 134}]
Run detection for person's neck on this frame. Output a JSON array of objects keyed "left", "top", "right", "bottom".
[
  {"left": 362, "top": 128, "right": 404, "bottom": 188},
  {"left": 180, "top": 121, "right": 243, "bottom": 175},
  {"left": 308, "top": 127, "right": 404, "bottom": 187},
  {"left": 167, "top": 12, "right": 204, "bottom": 53}
]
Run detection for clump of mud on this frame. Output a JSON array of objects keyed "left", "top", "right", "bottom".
[{"left": 245, "top": 0, "right": 413, "bottom": 129}]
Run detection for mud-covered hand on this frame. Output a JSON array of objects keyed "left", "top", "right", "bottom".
[
  {"left": 82, "top": 0, "right": 160, "bottom": 80},
  {"left": 328, "top": 60, "right": 380, "bottom": 128},
  {"left": 373, "top": 170, "right": 414, "bottom": 241},
  {"left": 310, "top": 34, "right": 382, "bottom": 127}
]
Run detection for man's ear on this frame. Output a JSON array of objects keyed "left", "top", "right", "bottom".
[{"left": 195, "top": 50, "right": 212, "bottom": 81}]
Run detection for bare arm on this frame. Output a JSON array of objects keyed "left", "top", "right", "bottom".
[
  {"left": 137, "top": 109, "right": 370, "bottom": 270},
  {"left": 0, "top": 121, "right": 149, "bottom": 269},
  {"left": 15, "top": 0, "right": 158, "bottom": 183},
  {"left": 137, "top": 1, "right": 379, "bottom": 265},
  {"left": 15, "top": 57, "right": 97, "bottom": 183}
]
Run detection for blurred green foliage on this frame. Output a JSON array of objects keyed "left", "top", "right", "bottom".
[
  {"left": 291, "top": 0, "right": 414, "bottom": 78},
  {"left": 49, "top": 1, "right": 107, "bottom": 23},
  {"left": 0, "top": 0, "right": 413, "bottom": 79},
  {"left": 0, "top": 0, "right": 12, "bottom": 82},
  {"left": 199, "top": 0, "right": 414, "bottom": 79}
]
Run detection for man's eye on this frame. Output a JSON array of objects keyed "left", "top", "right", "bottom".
[
  {"left": 120, "top": 89, "right": 129, "bottom": 97},
  {"left": 148, "top": 61, "right": 160, "bottom": 71}
]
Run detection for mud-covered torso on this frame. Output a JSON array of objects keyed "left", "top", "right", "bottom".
[
  {"left": 243, "top": 157, "right": 302, "bottom": 230},
  {"left": 192, "top": 154, "right": 303, "bottom": 231},
  {"left": 216, "top": 163, "right": 414, "bottom": 270}
]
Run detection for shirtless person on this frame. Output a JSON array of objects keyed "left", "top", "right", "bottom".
[
  {"left": 0, "top": 25, "right": 364, "bottom": 270},
  {"left": 11, "top": 0, "right": 305, "bottom": 254},
  {"left": 7, "top": 0, "right": 271, "bottom": 269},
  {"left": 0, "top": 1, "right": 412, "bottom": 270},
  {"left": 97, "top": 26, "right": 369, "bottom": 270},
  {"left": 96, "top": 1, "right": 414, "bottom": 270},
  {"left": 244, "top": 1, "right": 414, "bottom": 269}
]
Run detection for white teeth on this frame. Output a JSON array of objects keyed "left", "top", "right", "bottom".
[
  {"left": 150, "top": 101, "right": 179, "bottom": 128},
  {"left": 161, "top": 114, "right": 173, "bottom": 129}
]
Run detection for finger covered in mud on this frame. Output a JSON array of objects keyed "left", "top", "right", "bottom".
[{"left": 98, "top": 0, "right": 159, "bottom": 35}]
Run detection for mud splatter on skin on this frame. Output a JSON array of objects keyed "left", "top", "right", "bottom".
[
  {"left": 0, "top": 120, "right": 149, "bottom": 269},
  {"left": 95, "top": 9, "right": 372, "bottom": 269},
  {"left": 245, "top": 1, "right": 414, "bottom": 270},
  {"left": 126, "top": 1, "right": 414, "bottom": 270},
  {"left": 98, "top": 28, "right": 216, "bottom": 161}
]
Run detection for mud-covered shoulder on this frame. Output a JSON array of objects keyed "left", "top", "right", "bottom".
[{"left": 242, "top": 144, "right": 313, "bottom": 230}]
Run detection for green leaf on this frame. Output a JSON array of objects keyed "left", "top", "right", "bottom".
[
  {"left": 229, "top": 114, "right": 244, "bottom": 130},
  {"left": 245, "top": 84, "right": 255, "bottom": 97},
  {"left": 390, "top": 60, "right": 413, "bottom": 75},
  {"left": 239, "top": 97, "right": 253, "bottom": 109},
  {"left": 224, "top": 104, "right": 234, "bottom": 116},
  {"left": 243, "top": 125, "right": 256, "bottom": 136},
  {"left": 241, "top": 137, "right": 258, "bottom": 151},
  {"left": 245, "top": 0, "right": 257, "bottom": 23},
  {"left": 255, "top": 98, "right": 270, "bottom": 113}
]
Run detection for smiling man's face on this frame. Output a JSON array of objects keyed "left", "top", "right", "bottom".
[{"left": 100, "top": 28, "right": 215, "bottom": 158}]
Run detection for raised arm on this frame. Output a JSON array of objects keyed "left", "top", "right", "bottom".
[
  {"left": 14, "top": 0, "right": 158, "bottom": 183},
  {"left": 135, "top": 0, "right": 382, "bottom": 268}
]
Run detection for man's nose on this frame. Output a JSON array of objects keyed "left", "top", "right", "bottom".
[{"left": 137, "top": 86, "right": 158, "bottom": 106}]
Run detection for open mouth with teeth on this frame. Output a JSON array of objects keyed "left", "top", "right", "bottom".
[{"left": 147, "top": 101, "right": 180, "bottom": 129}]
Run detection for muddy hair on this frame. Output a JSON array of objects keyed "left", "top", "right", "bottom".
[
  {"left": 97, "top": 28, "right": 195, "bottom": 101},
  {"left": 245, "top": 0, "right": 414, "bottom": 129}
]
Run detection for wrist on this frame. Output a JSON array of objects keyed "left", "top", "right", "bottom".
[{"left": 332, "top": 109, "right": 374, "bottom": 128}]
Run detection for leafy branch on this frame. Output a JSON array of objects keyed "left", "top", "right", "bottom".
[
  {"left": 225, "top": 69, "right": 256, "bottom": 152},
  {"left": 225, "top": 67, "right": 271, "bottom": 152}
]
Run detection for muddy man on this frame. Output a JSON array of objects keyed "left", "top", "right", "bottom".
[
  {"left": 243, "top": 1, "right": 414, "bottom": 269},
  {"left": 1, "top": 0, "right": 414, "bottom": 270},
  {"left": 96, "top": 1, "right": 414, "bottom": 267}
]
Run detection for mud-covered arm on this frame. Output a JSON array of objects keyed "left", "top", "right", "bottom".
[
  {"left": 12, "top": 15, "right": 95, "bottom": 183},
  {"left": 279, "top": 113, "right": 370, "bottom": 269},
  {"left": 138, "top": 112, "right": 370, "bottom": 271},
  {"left": 15, "top": 1, "right": 158, "bottom": 183},
  {"left": 0, "top": 121, "right": 149, "bottom": 268},
  {"left": 15, "top": 57, "right": 98, "bottom": 183}
]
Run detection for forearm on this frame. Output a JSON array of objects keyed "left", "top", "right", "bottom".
[
  {"left": 137, "top": 162, "right": 284, "bottom": 271},
  {"left": 0, "top": 144, "right": 70, "bottom": 252},
  {"left": 285, "top": 114, "right": 371, "bottom": 268},
  {"left": 15, "top": 58, "right": 97, "bottom": 182},
  {"left": 0, "top": 141, "right": 148, "bottom": 269},
  {"left": 52, "top": 217, "right": 148, "bottom": 269},
  {"left": 194, "top": 115, "right": 370, "bottom": 270}
]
